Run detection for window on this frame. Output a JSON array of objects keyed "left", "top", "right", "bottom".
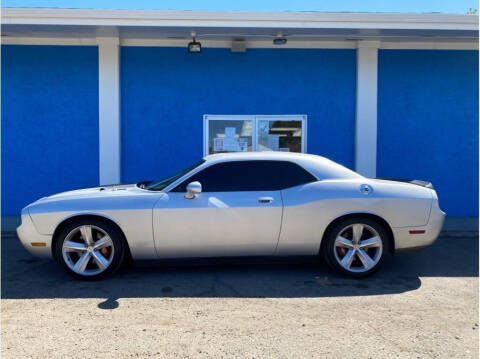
[
  {"left": 171, "top": 160, "right": 317, "bottom": 192},
  {"left": 204, "top": 115, "right": 306, "bottom": 155},
  {"left": 206, "top": 118, "right": 253, "bottom": 154}
]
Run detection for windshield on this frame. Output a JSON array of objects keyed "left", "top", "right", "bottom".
[{"left": 144, "top": 160, "right": 205, "bottom": 191}]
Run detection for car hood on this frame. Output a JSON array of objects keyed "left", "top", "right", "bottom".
[{"left": 33, "top": 184, "right": 140, "bottom": 203}]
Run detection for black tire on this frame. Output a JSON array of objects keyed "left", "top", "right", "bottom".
[
  {"left": 322, "top": 217, "right": 390, "bottom": 278},
  {"left": 54, "top": 218, "right": 126, "bottom": 280}
]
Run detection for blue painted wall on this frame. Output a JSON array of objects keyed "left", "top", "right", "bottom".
[
  {"left": 4, "top": 45, "right": 475, "bottom": 218},
  {"left": 1, "top": 45, "right": 99, "bottom": 215},
  {"left": 378, "top": 50, "right": 479, "bottom": 217},
  {"left": 121, "top": 47, "right": 356, "bottom": 183}
]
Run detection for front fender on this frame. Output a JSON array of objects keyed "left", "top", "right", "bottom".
[{"left": 26, "top": 192, "right": 162, "bottom": 260}]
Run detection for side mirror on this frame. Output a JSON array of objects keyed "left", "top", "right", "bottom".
[{"left": 185, "top": 181, "right": 202, "bottom": 199}]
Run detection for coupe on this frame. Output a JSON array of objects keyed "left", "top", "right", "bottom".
[{"left": 17, "top": 152, "right": 445, "bottom": 279}]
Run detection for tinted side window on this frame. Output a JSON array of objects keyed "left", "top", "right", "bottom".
[{"left": 171, "top": 160, "right": 317, "bottom": 192}]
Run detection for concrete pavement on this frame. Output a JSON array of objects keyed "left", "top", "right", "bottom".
[{"left": 1, "top": 232, "right": 478, "bottom": 358}]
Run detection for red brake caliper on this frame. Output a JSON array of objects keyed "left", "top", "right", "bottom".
[
  {"left": 337, "top": 247, "right": 347, "bottom": 256},
  {"left": 101, "top": 247, "right": 109, "bottom": 256}
]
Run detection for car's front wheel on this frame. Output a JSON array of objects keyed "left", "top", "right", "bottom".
[
  {"left": 323, "top": 217, "right": 389, "bottom": 278},
  {"left": 54, "top": 219, "right": 126, "bottom": 280}
]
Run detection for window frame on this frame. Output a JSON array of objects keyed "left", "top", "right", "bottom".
[
  {"left": 203, "top": 114, "right": 307, "bottom": 156},
  {"left": 168, "top": 159, "right": 318, "bottom": 193}
]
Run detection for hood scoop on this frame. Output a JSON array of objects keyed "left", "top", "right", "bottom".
[{"left": 97, "top": 183, "right": 136, "bottom": 191}]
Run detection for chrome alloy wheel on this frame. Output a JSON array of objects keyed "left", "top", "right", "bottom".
[
  {"left": 62, "top": 225, "right": 115, "bottom": 276},
  {"left": 333, "top": 223, "right": 383, "bottom": 273}
]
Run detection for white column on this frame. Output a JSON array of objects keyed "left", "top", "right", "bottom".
[
  {"left": 355, "top": 40, "right": 380, "bottom": 178},
  {"left": 97, "top": 35, "right": 121, "bottom": 185}
]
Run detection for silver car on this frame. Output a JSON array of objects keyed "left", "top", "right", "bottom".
[{"left": 17, "top": 152, "right": 445, "bottom": 280}]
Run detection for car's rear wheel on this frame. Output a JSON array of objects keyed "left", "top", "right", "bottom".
[
  {"left": 323, "top": 217, "right": 389, "bottom": 278},
  {"left": 54, "top": 219, "right": 126, "bottom": 280}
]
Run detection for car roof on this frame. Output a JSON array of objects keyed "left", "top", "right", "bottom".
[
  {"left": 204, "top": 151, "right": 321, "bottom": 162},
  {"left": 203, "top": 152, "right": 363, "bottom": 180}
]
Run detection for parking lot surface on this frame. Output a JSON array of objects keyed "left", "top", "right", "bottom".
[{"left": 1, "top": 232, "right": 478, "bottom": 358}]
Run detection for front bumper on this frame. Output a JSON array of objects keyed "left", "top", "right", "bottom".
[
  {"left": 16, "top": 208, "right": 53, "bottom": 258},
  {"left": 393, "top": 199, "right": 446, "bottom": 251}
]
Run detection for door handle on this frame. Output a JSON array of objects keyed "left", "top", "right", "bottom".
[{"left": 258, "top": 197, "right": 274, "bottom": 204}]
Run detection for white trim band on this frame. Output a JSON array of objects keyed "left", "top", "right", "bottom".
[
  {"left": 2, "top": 8, "right": 478, "bottom": 31},
  {"left": 2, "top": 37, "right": 478, "bottom": 50}
]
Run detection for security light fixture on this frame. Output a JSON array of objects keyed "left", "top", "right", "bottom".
[
  {"left": 273, "top": 33, "right": 287, "bottom": 45},
  {"left": 231, "top": 39, "right": 246, "bottom": 53},
  {"left": 188, "top": 32, "right": 201, "bottom": 53}
]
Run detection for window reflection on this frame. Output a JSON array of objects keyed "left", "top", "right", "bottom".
[
  {"left": 206, "top": 117, "right": 305, "bottom": 154},
  {"left": 208, "top": 120, "right": 253, "bottom": 155},
  {"left": 258, "top": 120, "right": 302, "bottom": 153}
]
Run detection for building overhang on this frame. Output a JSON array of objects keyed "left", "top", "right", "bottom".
[{"left": 2, "top": 8, "right": 479, "bottom": 49}]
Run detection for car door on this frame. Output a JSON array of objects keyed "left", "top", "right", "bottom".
[{"left": 152, "top": 160, "right": 285, "bottom": 258}]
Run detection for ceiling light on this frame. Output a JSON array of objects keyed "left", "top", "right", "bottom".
[
  {"left": 273, "top": 33, "right": 287, "bottom": 45},
  {"left": 188, "top": 32, "right": 201, "bottom": 53}
]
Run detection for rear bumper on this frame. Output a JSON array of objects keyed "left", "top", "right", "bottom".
[
  {"left": 16, "top": 208, "right": 53, "bottom": 258},
  {"left": 393, "top": 199, "right": 446, "bottom": 251}
]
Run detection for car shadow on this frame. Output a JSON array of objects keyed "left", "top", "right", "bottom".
[{"left": 2, "top": 233, "right": 478, "bottom": 308}]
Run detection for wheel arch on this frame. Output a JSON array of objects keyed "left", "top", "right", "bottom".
[
  {"left": 319, "top": 212, "right": 395, "bottom": 256},
  {"left": 51, "top": 214, "right": 133, "bottom": 261}
]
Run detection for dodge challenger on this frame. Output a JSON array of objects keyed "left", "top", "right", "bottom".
[{"left": 17, "top": 152, "right": 445, "bottom": 280}]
